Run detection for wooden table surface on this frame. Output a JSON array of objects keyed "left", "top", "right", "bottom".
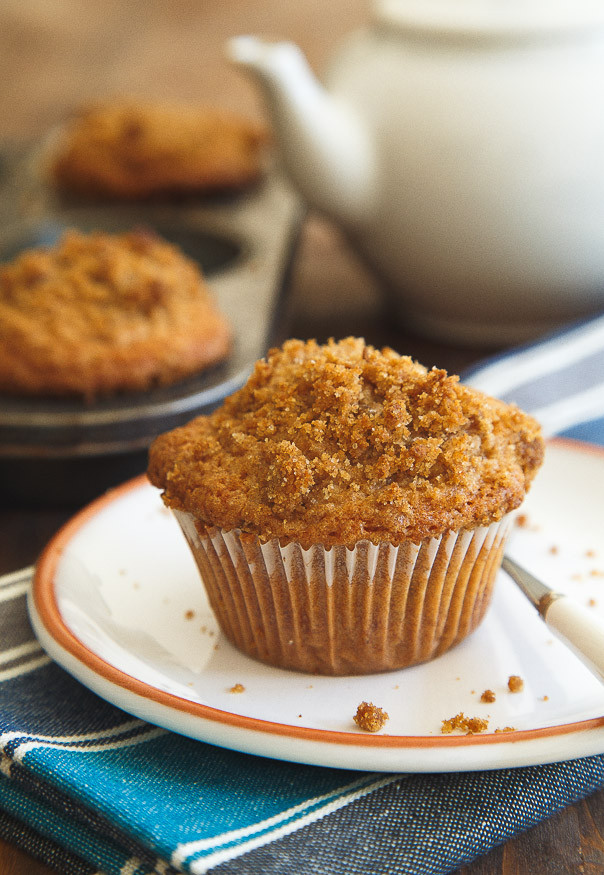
[{"left": 1, "top": 2, "right": 604, "bottom": 873}]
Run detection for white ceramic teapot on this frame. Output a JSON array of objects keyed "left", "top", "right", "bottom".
[{"left": 229, "top": 0, "right": 604, "bottom": 346}]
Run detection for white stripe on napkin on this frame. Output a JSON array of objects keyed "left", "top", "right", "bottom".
[
  {"left": 172, "top": 773, "right": 383, "bottom": 865},
  {"left": 187, "top": 774, "right": 402, "bottom": 874},
  {"left": 464, "top": 316, "right": 604, "bottom": 398},
  {"left": 11, "top": 726, "right": 167, "bottom": 763},
  {"left": 0, "top": 641, "right": 43, "bottom": 666},
  {"left": 0, "top": 581, "right": 31, "bottom": 603},
  {"left": 0, "top": 567, "right": 34, "bottom": 589},
  {"left": 0, "top": 717, "right": 152, "bottom": 764},
  {"left": 119, "top": 858, "right": 145, "bottom": 875},
  {"left": 529, "top": 381, "right": 604, "bottom": 436},
  {"left": 0, "top": 654, "right": 52, "bottom": 683}
]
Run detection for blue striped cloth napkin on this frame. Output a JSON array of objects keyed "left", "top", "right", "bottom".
[{"left": 2, "top": 314, "right": 604, "bottom": 875}]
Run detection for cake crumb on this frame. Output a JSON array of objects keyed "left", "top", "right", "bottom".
[
  {"left": 589, "top": 569, "right": 604, "bottom": 578},
  {"left": 228, "top": 683, "right": 245, "bottom": 694},
  {"left": 494, "top": 726, "right": 515, "bottom": 733},
  {"left": 588, "top": 598, "right": 597, "bottom": 608},
  {"left": 480, "top": 689, "right": 496, "bottom": 703},
  {"left": 541, "top": 695, "right": 549, "bottom": 702},
  {"left": 515, "top": 514, "right": 529, "bottom": 528},
  {"left": 586, "top": 549, "right": 597, "bottom": 558},
  {"left": 184, "top": 609, "right": 195, "bottom": 620},
  {"left": 508, "top": 675, "right": 524, "bottom": 693},
  {"left": 441, "top": 712, "right": 489, "bottom": 735},
  {"left": 549, "top": 545, "right": 559, "bottom": 555},
  {"left": 354, "top": 701, "right": 389, "bottom": 733}
]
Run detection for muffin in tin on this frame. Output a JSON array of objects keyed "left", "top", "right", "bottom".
[
  {"left": 0, "top": 228, "right": 231, "bottom": 400},
  {"left": 49, "top": 98, "right": 269, "bottom": 200},
  {"left": 148, "top": 337, "right": 544, "bottom": 675}
]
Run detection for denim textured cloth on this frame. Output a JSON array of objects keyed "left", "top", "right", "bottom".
[{"left": 2, "top": 314, "right": 604, "bottom": 875}]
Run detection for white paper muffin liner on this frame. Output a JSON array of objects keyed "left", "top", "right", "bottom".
[{"left": 174, "top": 511, "right": 514, "bottom": 675}]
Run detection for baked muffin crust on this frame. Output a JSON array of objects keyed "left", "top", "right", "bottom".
[
  {"left": 0, "top": 229, "right": 231, "bottom": 399},
  {"left": 148, "top": 337, "right": 544, "bottom": 547},
  {"left": 50, "top": 99, "right": 269, "bottom": 199}
]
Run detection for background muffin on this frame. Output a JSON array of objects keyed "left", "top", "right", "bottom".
[
  {"left": 0, "top": 228, "right": 231, "bottom": 400},
  {"left": 148, "top": 337, "right": 544, "bottom": 675},
  {"left": 49, "top": 98, "right": 270, "bottom": 199}
]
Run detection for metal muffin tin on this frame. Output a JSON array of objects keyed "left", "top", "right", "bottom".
[{"left": 0, "top": 144, "right": 304, "bottom": 506}]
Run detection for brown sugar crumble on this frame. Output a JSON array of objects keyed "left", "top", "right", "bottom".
[
  {"left": 480, "top": 689, "right": 496, "bottom": 704},
  {"left": 51, "top": 98, "right": 269, "bottom": 199},
  {"left": 184, "top": 609, "right": 195, "bottom": 620},
  {"left": 228, "top": 683, "right": 245, "bottom": 694},
  {"left": 354, "top": 701, "right": 389, "bottom": 733},
  {"left": 149, "top": 337, "right": 544, "bottom": 549},
  {"left": 0, "top": 229, "right": 231, "bottom": 399},
  {"left": 441, "top": 713, "right": 489, "bottom": 735},
  {"left": 508, "top": 675, "right": 524, "bottom": 693}
]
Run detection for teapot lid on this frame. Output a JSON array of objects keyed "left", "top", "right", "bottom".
[{"left": 375, "top": 0, "right": 604, "bottom": 38}]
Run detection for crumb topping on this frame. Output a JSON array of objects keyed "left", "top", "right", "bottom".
[
  {"left": 0, "top": 229, "right": 231, "bottom": 398},
  {"left": 51, "top": 99, "right": 269, "bottom": 198},
  {"left": 508, "top": 675, "right": 524, "bottom": 693},
  {"left": 441, "top": 712, "right": 489, "bottom": 734},
  {"left": 354, "top": 701, "right": 389, "bottom": 732},
  {"left": 480, "top": 689, "right": 496, "bottom": 703},
  {"left": 148, "top": 337, "right": 544, "bottom": 547}
]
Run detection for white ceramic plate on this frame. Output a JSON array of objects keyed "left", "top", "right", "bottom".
[{"left": 29, "top": 438, "right": 604, "bottom": 772}]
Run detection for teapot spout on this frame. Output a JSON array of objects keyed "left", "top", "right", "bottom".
[{"left": 228, "top": 36, "right": 373, "bottom": 225}]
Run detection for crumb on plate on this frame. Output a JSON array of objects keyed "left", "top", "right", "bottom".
[
  {"left": 508, "top": 675, "right": 524, "bottom": 693},
  {"left": 354, "top": 701, "right": 389, "bottom": 733},
  {"left": 441, "top": 712, "right": 489, "bottom": 735}
]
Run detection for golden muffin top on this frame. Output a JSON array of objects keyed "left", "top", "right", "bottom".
[
  {"left": 50, "top": 98, "right": 269, "bottom": 199},
  {"left": 0, "top": 229, "right": 231, "bottom": 399},
  {"left": 148, "top": 337, "right": 544, "bottom": 547}
]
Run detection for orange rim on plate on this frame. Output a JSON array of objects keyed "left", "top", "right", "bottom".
[{"left": 32, "top": 437, "right": 604, "bottom": 750}]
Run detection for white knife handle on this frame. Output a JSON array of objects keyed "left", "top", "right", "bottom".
[{"left": 545, "top": 596, "right": 604, "bottom": 683}]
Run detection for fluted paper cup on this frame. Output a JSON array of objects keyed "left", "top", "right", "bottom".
[{"left": 174, "top": 511, "right": 513, "bottom": 675}]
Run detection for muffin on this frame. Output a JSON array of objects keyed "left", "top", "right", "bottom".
[
  {"left": 49, "top": 98, "right": 269, "bottom": 199},
  {"left": 0, "top": 229, "right": 231, "bottom": 400},
  {"left": 148, "top": 337, "right": 544, "bottom": 675}
]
